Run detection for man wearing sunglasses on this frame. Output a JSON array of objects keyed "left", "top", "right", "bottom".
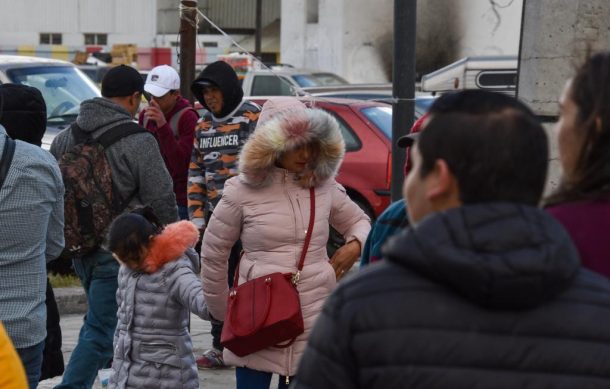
[{"left": 139, "top": 65, "right": 199, "bottom": 220}]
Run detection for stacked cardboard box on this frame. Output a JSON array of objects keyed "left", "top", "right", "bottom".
[
  {"left": 72, "top": 51, "right": 89, "bottom": 65},
  {"left": 111, "top": 44, "right": 137, "bottom": 65}
]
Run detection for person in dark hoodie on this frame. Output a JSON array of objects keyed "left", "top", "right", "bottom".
[
  {"left": 51, "top": 65, "right": 178, "bottom": 389},
  {"left": 293, "top": 90, "right": 610, "bottom": 389},
  {"left": 139, "top": 65, "right": 199, "bottom": 220},
  {"left": 189, "top": 60, "right": 261, "bottom": 369},
  {"left": 0, "top": 83, "right": 65, "bottom": 382},
  {"left": 0, "top": 84, "right": 65, "bottom": 389}
]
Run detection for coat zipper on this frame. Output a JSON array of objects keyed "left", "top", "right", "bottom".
[{"left": 283, "top": 171, "right": 299, "bottom": 264}]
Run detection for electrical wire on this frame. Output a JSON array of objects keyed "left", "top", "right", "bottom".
[{"left": 178, "top": 2, "right": 325, "bottom": 107}]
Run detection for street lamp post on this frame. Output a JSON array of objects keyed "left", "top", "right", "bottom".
[{"left": 391, "top": 0, "right": 416, "bottom": 202}]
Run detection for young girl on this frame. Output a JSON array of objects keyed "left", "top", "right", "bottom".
[{"left": 106, "top": 207, "right": 210, "bottom": 389}]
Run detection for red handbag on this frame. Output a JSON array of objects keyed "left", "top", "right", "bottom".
[{"left": 220, "top": 187, "right": 315, "bottom": 357}]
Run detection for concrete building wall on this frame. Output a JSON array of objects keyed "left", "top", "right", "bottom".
[
  {"left": 280, "top": 0, "right": 307, "bottom": 67},
  {"left": 343, "top": 0, "right": 393, "bottom": 82},
  {"left": 283, "top": 0, "right": 523, "bottom": 82},
  {"left": 281, "top": 0, "right": 392, "bottom": 82},
  {"left": 518, "top": 0, "right": 610, "bottom": 195},
  {"left": 158, "top": 0, "right": 281, "bottom": 35},
  {"left": 454, "top": 0, "right": 523, "bottom": 58},
  {"left": 416, "top": 0, "right": 522, "bottom": 76},
  {"left": 518, "top": 0, "right": 610, "bottom": 116},
  {"left": 0, "top": 0, "right": 156, "bottom": 47}
]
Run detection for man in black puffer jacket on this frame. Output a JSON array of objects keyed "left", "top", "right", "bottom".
[{"left": 293, "top": 90, "right": 610, "bottom": 389}]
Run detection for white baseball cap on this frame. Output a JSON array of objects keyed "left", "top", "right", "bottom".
[{"left": 144, "top": 65, "right": 180, "bottom": 97}]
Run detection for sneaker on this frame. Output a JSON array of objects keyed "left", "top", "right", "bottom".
[{"left": 196, "top": 348, "right": 226, "bottom": 369}]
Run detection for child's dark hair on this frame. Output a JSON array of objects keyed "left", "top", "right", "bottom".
[{"left": 107, "top": 206, "right": 163, "bottom": 268}]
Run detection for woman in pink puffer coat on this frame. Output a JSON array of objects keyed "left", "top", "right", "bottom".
[{"left": 200, "top": 97, "right": 371, "bottom": 388}]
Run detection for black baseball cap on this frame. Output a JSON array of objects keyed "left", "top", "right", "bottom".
[
  {"left": 396, "top": 133, "right": 419, "bottom": 148},
  {"left": 101, "top": 65, "right": 145, "bottom": 98},
  {"left": 192, "top": 79, "right": 217, "bottom": 89}
]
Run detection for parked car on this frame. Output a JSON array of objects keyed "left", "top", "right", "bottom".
[
  {"left": 76, "top": 64, "right": 111, "bottom": 86},
  {"left": 195, "top": 97, "right": 429, "bottom": 220},
  {"left": 196, "top": 96, "right": 432, "bottom": 255},
  {"left": 0, "top": 55, "right": 101, "bottom": 149},
  {"left": 241, "top": 67, "right": 349, "bottom": 96}
]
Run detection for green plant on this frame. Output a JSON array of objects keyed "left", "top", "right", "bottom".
[{"left": 48, "top": 272, "right": 81, "bottom": 288}]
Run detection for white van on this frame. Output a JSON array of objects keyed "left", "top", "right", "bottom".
[{"left": 421, "top": 55, "right": 518, "bottom": 95}]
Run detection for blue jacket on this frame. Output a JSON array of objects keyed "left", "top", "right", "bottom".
[{"left": 360, "top": 200, "right": 409, "bottom": 266}]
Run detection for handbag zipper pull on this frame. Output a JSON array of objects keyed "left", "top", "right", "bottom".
[{"left": 291, "top": 271, "right": 301, "bottom": 285}]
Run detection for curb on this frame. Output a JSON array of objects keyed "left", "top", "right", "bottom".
[{"left": 54, "top": 287, "right": 88, "bottom": 315}]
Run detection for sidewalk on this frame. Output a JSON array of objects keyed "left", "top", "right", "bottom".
[{"left": 38, "top": 313, "right": 245, "bottom": 389}]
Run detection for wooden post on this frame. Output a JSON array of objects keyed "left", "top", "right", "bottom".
[{"left": 180, "top": 0, "right": 198, "bottom": 103}]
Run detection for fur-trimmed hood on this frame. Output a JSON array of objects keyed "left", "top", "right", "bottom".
[
  {"left": 140, "top": 220, "right": 200, "bottom": 273},
  {"left": 238, "top": 101, "right": 345, "bottom": 188}
]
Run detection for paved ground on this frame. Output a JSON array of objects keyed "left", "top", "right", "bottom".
[{"left": 38, "top": 313, "right": 282, "bottom": 388}]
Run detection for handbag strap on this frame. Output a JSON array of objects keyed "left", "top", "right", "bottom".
[
  {"left": 232, "top": 187, "right": 316, "bottom": 288},
  {"left": 0, "top": 137, "right": 16, "bottom": 190}
]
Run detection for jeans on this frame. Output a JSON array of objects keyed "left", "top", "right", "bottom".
[
  {"left": 16, "top": 341, "right": 44, "bottom": 389},
  {"left": 236, "top": 367, "right": 293, "bottom": 389},
  {"left": 177, "top": 204, "right": 188, "bottom": 221},
  {"left": 55, "top": 249, "right": 119, "bottom": 389},
  {"left": 211, "top": 240, "right": 241, "bottom": 350},
  {"left": 40, "top": 278, "right": 64, "bottom": 381}
]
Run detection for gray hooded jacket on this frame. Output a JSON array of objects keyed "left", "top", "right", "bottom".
[
  {"left": 108, "top": 220, "right": 209, "bottom": 389},
  {"left": 50, "top": 97, "right": 177, "bottom": 224}
]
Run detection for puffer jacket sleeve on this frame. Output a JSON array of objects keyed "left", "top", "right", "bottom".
[
  {"left": 292, "top": 286, "right": 357, "bottom": 389},
  {"left": 167, "top": 251, "right": 210, "bottom": 321},
  {"left": 200, "top": 178, "right": 243, "bottom": 319},
  {"left": 329, "top": 182, "right": 371, "bottom": 250},
  {"left": 113, "top": 266, "right": 125, "bottom": 349}
]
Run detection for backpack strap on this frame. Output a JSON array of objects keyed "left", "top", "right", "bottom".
[
  {"left": 70, "top": 123, "right": 91, "bottom": 145},
  {"left": 168, "top": 106, "right": 195, "bottom": 139},
  {"left": 0, "top": 136, "right": 16, "bottom": 190},
  {"left": 96, "top": 121, "right": 149, "bottom": 149},
  {"left": 95, "top": 122, "right": 150, "bottom": 212}
]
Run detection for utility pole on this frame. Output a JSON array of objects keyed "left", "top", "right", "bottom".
[
  {"left": 180, "top": 0, "right": 198, "bottom": 103},
  {"left": 391, "top": 0, "right": 416, "bottom": 201},
  {"left": 255, "top": 0, "right": 263, "bottom": 59}
]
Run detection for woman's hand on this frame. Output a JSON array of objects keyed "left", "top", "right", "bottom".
[{"left": 330, "top": 240, "right": 361, "bottom": 280}]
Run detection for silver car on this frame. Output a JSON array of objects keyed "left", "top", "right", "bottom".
[{"left": 0, "top": 55, "right": 101, "bottom": 149}]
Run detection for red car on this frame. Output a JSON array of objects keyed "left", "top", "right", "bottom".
[
  {"left": 303, "top": 98, "right": 393, "bottom": 219},
  {"left": 196, "top": 97, "right": 395, "bottom": 220}
]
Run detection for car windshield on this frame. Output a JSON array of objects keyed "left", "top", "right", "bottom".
[
  {"left": 361, "top": 106, "right": 392, "bottom": 139},
  {"left": 292, "top": 73, "right": 348, "bottom": 87},
  {"left": 6, "top": 65, "right": 100, "bottom": 123}
]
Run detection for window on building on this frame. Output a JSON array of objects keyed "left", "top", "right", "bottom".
[
  {"left": 307, "top": 0, "right": 319, "bottom": 24},
  {"left": 40, "top": 33, "right": 62, "bottom": 45},
  {"left": 84, "top": 33, "right": 108, "bottom": 46},
  {"left": 203, "top": 41, "right": 218, "bottom": 48}
]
